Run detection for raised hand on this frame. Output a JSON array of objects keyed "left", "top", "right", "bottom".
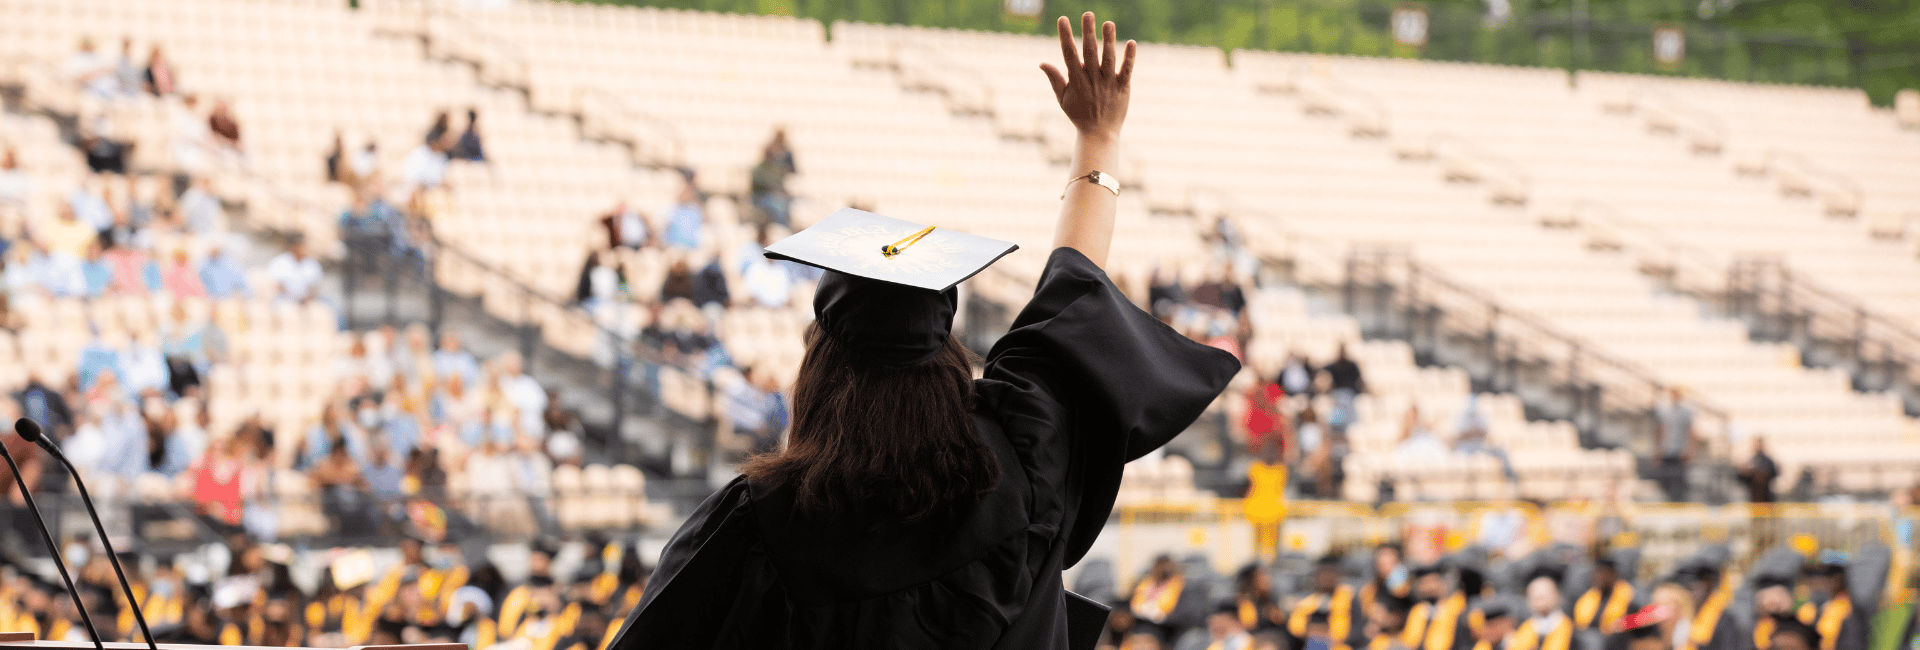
[{"left": 1040, "top": 12, "right": 1136, "bottom": 140}]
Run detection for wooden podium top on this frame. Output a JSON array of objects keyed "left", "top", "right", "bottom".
[{"left": 0, "top": 632, "right": 466, "bottom": 650}]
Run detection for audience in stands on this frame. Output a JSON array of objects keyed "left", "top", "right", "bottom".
[
  {"left": 142, "top": 45, "right": 175, "bottom": 96},
  {"left": 266, "top": 235, "right": 324, "bottom": 304},
  {"left": 0, "top": 148, "right": 29, "bottom": 212},
  {"left": 660, "top": 178, "right": 704, "bottom": 251},
  {"left": 67, "top": 37, "right": 120, "bottom": 101},
  {"left": 450, "top": 109, "right": 486, "bottom": 163},
  {"left": 748, "top": 129, "right": 796, "bottom": 227},
  {"left": 1654, "top": 387, "right": 1696, "bottom": 502},
  {"left": 598, "top": 201, "right": 649, "bottom": 251},
  {"left": 1738, "top": 437, "right": 1778, "bottom": 504}
]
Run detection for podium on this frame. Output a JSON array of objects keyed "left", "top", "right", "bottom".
[{"left": 0, "top": 632, "right": 467, "bottom": 650}]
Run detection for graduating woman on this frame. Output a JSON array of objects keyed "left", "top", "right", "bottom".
[{"left": 609, "top": 12, "right": 1240, "bottom": 650}]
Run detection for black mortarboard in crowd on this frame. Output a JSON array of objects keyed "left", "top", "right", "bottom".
[
  {"left": 1378, "top": 590, "right": 1415, "bottom": 616},
  {"left": 1410, "top": 563, "right": 1443, "bottom": 579},
  {"left": 1477, "top": 596, "right": 1518, "bottom": 622},
  {"left": 1769, "top": 616, "right": 1821, "bottom": 647},
  {"left": 765, "top": 208, "right": 1018, "bottom": 367}
]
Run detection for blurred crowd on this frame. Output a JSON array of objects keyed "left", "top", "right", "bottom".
[
  {"left": 0, "top": 34, "right": 591, "bottom": 546},
  {"left": 0, "top": 532, "right": 648, "bottom": 650},
  {"left": 1092, "top": 541, "right": 1913, "bottom": 650}
]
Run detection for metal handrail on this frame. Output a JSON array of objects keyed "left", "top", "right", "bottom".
[
  {"left": 1636, "top": 88, "right": 1731, "bottom": 153},
  {"left": 1764, "top": 149, "right": 1866, "bottom": 216},
  {"left": 573, "top": 86, "right": 688, "bottom": 167},
  {"left": 1562, "top": 198, "right": 1725, "bottom": 290},
  {"left": 1426, "top": 131, "right": 1532, "bottom": 202}
]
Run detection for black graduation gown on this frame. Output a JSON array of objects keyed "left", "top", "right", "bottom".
[{"left": 609, "top": 247, "right": 1241, "bottom": 649}]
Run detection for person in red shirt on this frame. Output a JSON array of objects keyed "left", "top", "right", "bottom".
[{"left": 1244, "top": 373, "right": 1290, "bottom": 458}]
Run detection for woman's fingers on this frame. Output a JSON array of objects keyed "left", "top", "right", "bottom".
[
  {"left": 1055, "top": 16, "right": 1079, "bottom": 72},
  {"left": 1080, "top": 12, "right": 1098, "bottom": 74},
  {"left": 1101, "top": 21, "right": 1117, "bottom": 76},
  {"left": 1039, "top": 63, "right": 1068, "bottom": 101},
  {"left": 1118, "top": 40, "right": 1137, "bottom": 86}
]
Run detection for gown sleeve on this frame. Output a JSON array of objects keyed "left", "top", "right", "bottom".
[
  {"left": 982, "top": 247, "right": 1241, "bottom": 565},
  {"left": 608, "top": 475, "right": 760, "bottom": 650}
]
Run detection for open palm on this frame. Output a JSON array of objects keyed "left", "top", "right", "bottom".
[{"left": 1040, "top": 12, "right": 1135, "bottom": 139}]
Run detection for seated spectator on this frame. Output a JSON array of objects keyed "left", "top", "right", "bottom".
[
  {"left": 0, "top": 148, "right": 30, "bottom": 214},
  {"left": 691, "top": 254, "right": 730, "bottom": 311},
  {"left": 208, "top": 100, "right": 242, "bottom": 151},
  {"left": 1394, "top": 405, "right": 1448, "bottom": 458},
  {"left": 574, "top": 250, "right": 625, "bottom": 308},
  {"left": 68, "top": 181, "right": 114, "bottom": 231},
  {"left": 1188, "top": 263, "right": 1246, "bottom": 317},
  {"left": 114, "top": 38, "right": 143, "bottom": 100},
  {"left": 1147, "top": 265, "right": 1184, "bottom": 320},
  {"left": 660, "top": 181, "right": 705, "bottom": 250},
  {"left": 599, "top": 202, "right": 649, "bottom": 250},
  {"left": 424, "top": 111, "right": 452, "bottom": 148},
  {"left": 159, "top": 302, "right": 218, "bottom": 393},
  {"left": 450, "top": 109, "right": 485, "bottom": 162},
  {"left": 1279, "top": 351, "right": 1314, "bottom": 397},
  {"left": 122, "top": 331, "right": 170, "bottom": 397},
  {"left": 178, "top": 177, "right": 223, "bottom": 236},
  {"left": 351, "top": 141, "right": 380, "bottom": 181},
  {"left": 266, "top": 235, "right": 323, "bottom": 303},
  {"left": 100, "top": 238, "right": 160, "bottom": 296},
  {"left": 496, "top": 352, "right": 548, "bottom": 436},
  {"left": 311, "top": 438, "right": 371, "bottom": 532},
  {"left": 198, "top": 242, "right": 250, "bottom": 299},
  {"left": 401, "top": 139, "right": 450, "bottom": 193},
  {"left": 748, "top": 129, "right": 796, "bottom": 227},
  {"left": 170, "top": 94, "right": 211, "bottom": 175},
  {"left": 739, "top": 252, "right": 793, "bottom": 309},
  {"left": 1452, "top": 395, "right": 1517, "bottom": 484},
  {"left": 1243, "top": 371, "right": 1289, "bottom": 457},
  {"left": 660, "top": 256, "right": 696, "bottom": 304},
  {"left": 67, "top": 37, "right": 119, "bottom": 100},
  {"left": 325, "top": 132, "right": 345, "bottom": 184},
  {"left": 40, "top": 203, "right": 100, "bottom": 259},
  {"left": 142, "top": 45, "right": 175, "bottom": 96},
  {"left": 720, "top": 366, "right": 786, "bottom": 456},
  {"left": 432, "top": 332, "right": 481, "bottom": 385}
]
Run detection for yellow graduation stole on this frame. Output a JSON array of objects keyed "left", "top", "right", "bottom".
[
  {"left": 419, "top": 568, "right": 446, "bottom": 602},
  {"left": 499, "top": 585, "right": 535, "bottom": 638},
  {"left": 621, "top": 585, "right": 643, "bottom": 611},
  {"left": 1424, "top": 593, "right": 1467, "bottom": 650},
  {"left": 1403, "top": 601, "right": 1432, "bottom": 648},
  {"left": 1573, "top": 583, "right": 1633, "bottom": 631},
  {"left": 1471, "top": 643, "right": 1493, "bottom": 650},
  {"left": 475, "top": 617, "right": 498, "bottom": 650},
  {"left": 1239, "top": 598, "right": 1260, "bottom": 629},
  {"left": 219, "top": 622, "right": 242, "bottom": 646},
  {"left": 1754, "top": 616, "right": 1776, "bottom": 650},
  {"left": 590, "top": 573, "right": 620, "bottom": 605},
  {"left": 48, "top": 618, "right": 69, "bottom": 642},
  {"left": 341, "top": 596, "right": 375, "bottom": 644},
  {"left": 598, "top": 622, "right": 620, "bottom": 650},
  {"left": 12, "top": 612, "right": 37, "bottom": 639},
  {"left": 1813, "top": 594, "right": 1850, "bottom": 650},
  {"left": 1131, "top": 576, "right": 1184, "bottom": 623},
  {"left": 1685, "top": 582, "right": 1734, "bottom": 650},
  {"left": 531, "top": 603, "right": 581, "bottom": 650},
  {"left": 1508, "top": 616, "right": 1573, "bottom": 650},
  {"left": 1289, "top": 585, "right": 1356, "bottom": 641},
  {"left": 1368, "top": 635, "right": 1397, "bottom": 650},
  {"left": 436, "top": 565, "right": 471, "bottom": 612}
]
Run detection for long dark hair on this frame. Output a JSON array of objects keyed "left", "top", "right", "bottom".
[{"left": 741, "top": 323, "right": 998, "bottom": 521}]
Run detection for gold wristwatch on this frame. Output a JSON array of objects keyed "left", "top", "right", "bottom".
[{"left": 1061, "top": 170, "right": 1120, "bottom": 199}]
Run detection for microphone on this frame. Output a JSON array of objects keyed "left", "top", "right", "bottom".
[
  {"left": 16, "top": 418, "right": 157, "bottom": 650},
  {"left": 0, "top": 419, "right": 103, "bottom": 648}
]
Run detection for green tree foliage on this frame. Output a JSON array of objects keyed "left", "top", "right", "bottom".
[{"left": 576, "top": 0, "right": 1920, "bottom": 104}]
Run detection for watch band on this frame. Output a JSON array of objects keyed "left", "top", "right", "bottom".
[{"left": 1061, "top": 170, "right": 1121, "bottom": 199}]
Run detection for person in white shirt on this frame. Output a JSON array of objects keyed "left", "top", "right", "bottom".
[
  {"left": 66, "top": 37, "right": 119, "bottom": 100},
  {"left": 177, "top": 177, "right": 224, "bottom": 236},
  {"left": 496, "top": 352, "right": 548, "bottom": 436},
  {"left": 266, "top": 236, "right": 323, "bottom": 303},
  {"left": 740, "top": 255, "right": 793, "bottom": 309},
  {"left": 0, "top": 149, "right": 31, "bottom": 213},
  {"left": 121, "top": 331, "right": 170, "bottom": 395},
  {"left": 401, "top": 140, "right": 450, "bottom": 192}
]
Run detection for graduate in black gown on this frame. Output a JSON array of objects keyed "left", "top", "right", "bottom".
[{"left": 608, "top": 12, "right": 1240, "bottom": 649}]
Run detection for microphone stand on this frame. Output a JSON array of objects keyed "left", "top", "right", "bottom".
[
  {"left": 35, "top": 445, "right": 159, "bottom": 650},
  {"left": 0, "top": 441, "right": 104, "bottom": 648}
]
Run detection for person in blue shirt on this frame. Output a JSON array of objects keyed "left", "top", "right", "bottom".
[
  {"left": 199, "top": 243, "right": 251, "bottom": 299},
  {"left": 661, "top": 180, "right": 706, "bottom": 250}
]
